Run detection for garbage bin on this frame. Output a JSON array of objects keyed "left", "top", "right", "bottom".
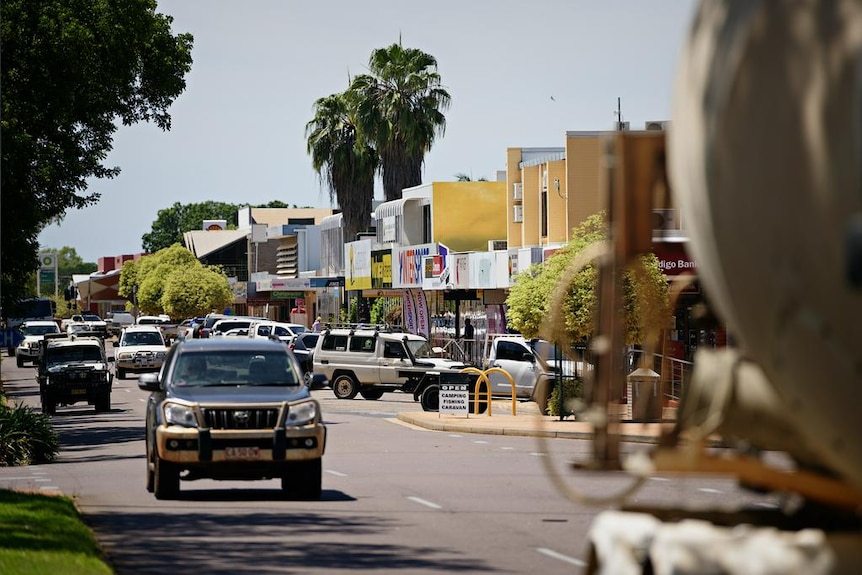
[{"left": 627, "top": 367, "right": 662, "bottom": 422}]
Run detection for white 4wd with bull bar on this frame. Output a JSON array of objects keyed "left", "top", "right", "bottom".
[{"left": 312, "top": 327, "right": 473, "bottom": 409}]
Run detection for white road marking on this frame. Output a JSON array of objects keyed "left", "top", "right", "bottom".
[
  {"left": 34, "top": 478, "right": 51, "bottom": 482},
  {"left": 448, "top": 434, "right": 463, "bottom": 438},
  {"left": 648, "top": 476, "right": 669, "bottom": 481},
  {"left": 472, "top": 440, "right": 489, "bottom": 444},
  {"left": 529, "top": 452, "right": 547, "bottom": 457},
  {"left": 325, "top": 470, "right": 347, "bottom": 477},
  {"left": 697, "top": 487, "right": 722, "bottom": 494},
  {"left": 537, "top": 547, "right": 586, "bottom": 567},
  {"left": 407, "top": 496, "right": 442, "bottom": 510},
  {"left": 39, "top": 486, "right": 60, "bottom": 491},
  {"left": 500, "top": 446, "right": 514, "bottom": 450},
  {"left": 0, "top": 477, "right": 38, "bottom": 481}
]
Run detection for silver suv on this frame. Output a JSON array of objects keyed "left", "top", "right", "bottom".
[{"left": 313, "top": 327, "right": 470, "bottom": 405}]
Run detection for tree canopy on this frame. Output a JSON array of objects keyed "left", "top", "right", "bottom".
[
  {"left": 307, "top": 41, "right": 450, "bottom": 227},
  {"left": 142, "top": 201, "right": 240, "bottom": 253},
  {"left": 1, "top": 0, "right": 194, "bottom": 313},
  {"left": 141, "top": 200, "right": 313, "bottom": 253},
  {"left": 506, "top": 212, "right": 670, "bottom": 348},
  {"left": 306, "top": 91, "right": 377, "bottom": 242},
  {"left": 351, "top": 43, "right": 451, "bottom": 201},
  {"left": 118, "top": 244, "right": 232, "bottom": 319}
]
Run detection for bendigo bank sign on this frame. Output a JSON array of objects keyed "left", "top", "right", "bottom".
[{"left": 652, "top": 242, "right": 697, "bottom": 276}]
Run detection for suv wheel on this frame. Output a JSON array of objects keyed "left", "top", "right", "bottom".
[
  {"left": 42, "top": 394, "right": 57, "bottom": 416},
  {"left": 281, "top": 458, "right": 322, "bottom": 500},
  {"left": 153, "top": 452, "right": 180, "bottom": 500},
  {"left": 116, "top": 368, "right": 126, "bottom": 380},
  {"left": 359, "top": 388, "right": 384, "bottom": 400},
  {"left": 16, "top": 356, "right": 23, "bottom": 368},
  {"left": 332, "top": 374, "right": 359, "bottom": 399},
  {"left": 419, "top": 384, "right": 439, "bottom": 412},
  {"left": 94, "top": 395, "right": 111, "bottom": 413},
  {"left": 145, "top": 438, "right": 155, "bottom": 493}
]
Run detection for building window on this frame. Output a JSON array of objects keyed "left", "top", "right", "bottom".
[
  {"left": 423, "top": 205, "right": 432, "bottom": 244},
  {"left": 540, "top": 188, "right": 548, "bottom": 237}
]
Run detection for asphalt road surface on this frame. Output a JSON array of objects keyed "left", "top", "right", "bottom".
[{"left": 0, "top": 355, "right": 784, "bottom": 574}]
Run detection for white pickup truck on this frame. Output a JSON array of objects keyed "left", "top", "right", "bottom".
[
  {"left": 313, "top": 327, "right": 473, "bottom": 408},
  {"left": 481, "top": 334, "right": 576, "bottom": 412}
]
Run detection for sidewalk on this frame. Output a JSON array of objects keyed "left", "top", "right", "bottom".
[{"left": 396, "top": 400, "right": 671, "bottom": 444}]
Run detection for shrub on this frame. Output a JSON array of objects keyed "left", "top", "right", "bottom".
[
  {"left": 0, "top": 403, "right": 59, "bottom": 466},
  {"left": 545, "top": 376, "right": 584, "bottom": 418}
]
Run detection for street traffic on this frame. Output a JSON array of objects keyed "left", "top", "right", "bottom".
[{"left": 0, "top": 354, "right": 782, "bottom": 574}]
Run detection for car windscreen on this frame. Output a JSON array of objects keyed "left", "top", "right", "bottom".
[
  {"left": 170, "top": 350, "right": 301, "bottom": 387},
  {"left": 405, "top": 339, "right": 435, "bottom": 358},
  {"left": 48, "top": 347, "right": 103, "bottom": 363},
  {"left": 122, "top": 332, "right": 164, "bottom": 346},
  {"left": 82, "top": 314, "right": 102, "bottom": 321},
  {"left": 23, "top": 325, "right": 59, "bottom": 336}
]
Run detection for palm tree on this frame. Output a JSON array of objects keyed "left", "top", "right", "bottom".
[
  {"left": 351, "top": 43, "right": 451, "bottom": 201},
  {"left": 306, "top": 91, "right": 378, "bottom": 242}
]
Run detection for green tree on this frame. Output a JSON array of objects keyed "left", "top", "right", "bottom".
[
  {"left": 1, "top": 0, "right": 193, "bottom": 313},
  {"left": 142, "top": 201, "right": 240, "bottom": 253},
  {"left": 161, "top": 265, "right": 232, "bottom": 320},
  {"left": 506, "top": 212, "right": 670, "bottom": 347},
  {"left": 306, "top": 91, "right": 377, "bottom": 242},
  {"left": 351, "top": 43, "right": 451, "bottom": 201},
  {"left": 119, "top": 244, "right": 230, "bottom": 317}
]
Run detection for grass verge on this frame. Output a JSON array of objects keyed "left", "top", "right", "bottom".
[{"left": 0, "top": 489, "right": 113, "bottom": 575}]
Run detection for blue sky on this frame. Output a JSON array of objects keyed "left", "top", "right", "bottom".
[{"left": 38, "top": 0, "right": 698, "bottom": 263}]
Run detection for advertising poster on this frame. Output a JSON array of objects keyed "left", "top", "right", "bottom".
[
  {"left": 403, "top": 287, "right": 416, "bottom": 334},
  {"left": 412, "top": 288, "right": 430, "bottom": 338},
  {"left": 344, "top": 239, "right": 372, "bottom": 291}
]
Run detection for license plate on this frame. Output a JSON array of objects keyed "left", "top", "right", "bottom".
[
  {"left": 71, "top": 389, "right": 87, "bottom": 395},
  {"left": 135, "top": 359, "right": 156, "bottom": 366},
  {"left": 224, "top": 446, "right": 259, "bottom": 460}
]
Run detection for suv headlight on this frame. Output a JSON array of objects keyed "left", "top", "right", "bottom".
[
  {"left": 163, "top": 402, "right": 199, "bottom": 427},
  {"left": 117, "top": 352, "right": 132, "bottom": 361},
  {"left": 284, "top": 400, "right": 317, "bottom": 426}
]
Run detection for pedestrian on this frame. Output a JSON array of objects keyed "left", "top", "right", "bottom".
[
  {"left": 463, "top": 318, "right": 475, "bottom": 361},
  {"left": 312, "top": 316, "right": 322, "bottom": 332}
]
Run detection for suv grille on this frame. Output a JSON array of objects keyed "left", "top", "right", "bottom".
[{"left": 202, "top": 408, "right": 279, "bottom": 430}]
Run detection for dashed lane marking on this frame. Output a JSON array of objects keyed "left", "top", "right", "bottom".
[
  {"left": 407, "top": 496, "right": 442, "bottom": 510},
  {"left": 537, "top": 547, "right": 586, "bottom": 567}
]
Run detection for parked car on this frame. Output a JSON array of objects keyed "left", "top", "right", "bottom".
[
  {"left": 247, "top": 320, "right": 306, "bottom": 342},
  {"left": 137, "top": 338, "right": 327, "bottom": 500},
  {"left": 113, "top": 325, "right": 168, "bottom": 379},
  {"left": 222, "top": 327, "right": 249, "bottom": 337},
  {"left": 15, "top": 320, "right": 62, "bottom": 367},
  {"left": 210, "top": 318, "right": 258, "bottom": 337},
  {"left": 313, "top": 327, "right": 471, "bottom": 406}
]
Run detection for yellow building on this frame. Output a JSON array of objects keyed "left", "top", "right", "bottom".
[
  {"left": 377, "top": 181, "right": 508, "bottom": 253},
  {"left": 506, "top": 126, "right": 676, "bottom": 250}
]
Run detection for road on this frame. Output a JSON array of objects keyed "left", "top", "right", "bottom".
[{"left": 0, "top": 355, "right": 783, "bottom": 574}]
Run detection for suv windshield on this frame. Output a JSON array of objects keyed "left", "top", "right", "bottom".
[
  {"left": 48, "top": 347, "right": 103, "bottom": 363},
  {"left": 171, "top": 350, "right": 300, "bottom": 387},
  {"left": 405, "top": 340, "right": 435, "bottom": 358},
  {"left": 122, "top": 332, "right": 164, "bottom": 346},
  {"left": 23, "top": 325, "right": 59, "bottom": 336}
]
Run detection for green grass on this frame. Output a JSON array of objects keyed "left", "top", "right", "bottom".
[{"left": 0, "top": 489, "right": 113, "bottom": 575}]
